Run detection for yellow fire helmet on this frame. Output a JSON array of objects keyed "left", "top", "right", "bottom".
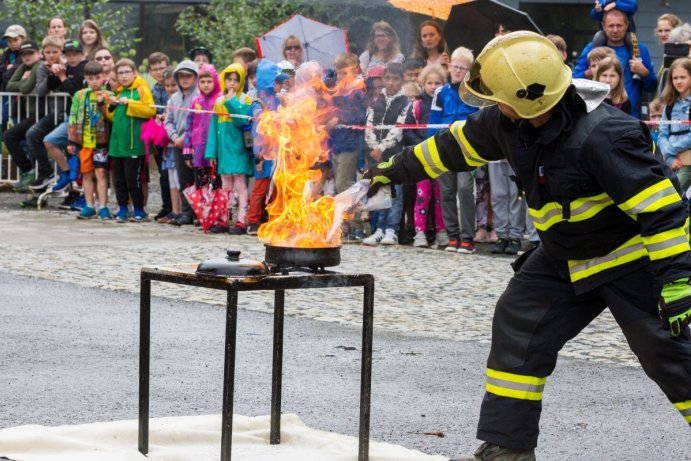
[{"left": 459, "top": 31, "right": 572, "bottom": 119}]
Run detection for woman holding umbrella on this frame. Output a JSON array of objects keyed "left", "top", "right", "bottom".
[
  {"left": 359, "top": 21, "right": 404, "bottom": 73},
  {"left": 410, "top": 20, "right": 449, "bottom": 67},
  {"left": 281, "top": 35, "right": 304, "bottom": 69}
]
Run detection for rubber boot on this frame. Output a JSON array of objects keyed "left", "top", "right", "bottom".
[{"left": 450, "top": 442, "right": 536, "bottom": 461}]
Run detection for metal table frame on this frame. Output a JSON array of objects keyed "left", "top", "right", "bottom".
[{"left": 138, "top": 265, "right": 375, "bottom": 461}]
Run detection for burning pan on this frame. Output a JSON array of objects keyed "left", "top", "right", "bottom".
[{"left": 264, "top": 245, "right": 341, "bottom": 269}]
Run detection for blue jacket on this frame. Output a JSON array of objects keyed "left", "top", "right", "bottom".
[
  {"left": 151, "top": 82, "right": 169, "bottom": 115},
  {"left": 251, "top": 59, "right": 282, "bottom": 179},
  {"left": 404, "top": 90, "right": 434, "bottom": 146},
  {"left": 658, "top": 96, "right": 691, "bottom": 166},
  {"left": 329, "top": 86, "right": 367, "bottom": 155},
  {"left": 427, "top": 82, "right": 478, "bottom": 137},
  {"left": 590, "top": 0, "right": 637, "bottom": 22},
  {"left": 573, "top": 42, "right": 655, "bottom": 119}
]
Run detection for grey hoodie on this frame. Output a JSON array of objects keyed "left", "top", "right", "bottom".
[{"left": 164, "top": 59, "right": 199, "bottom": 142}]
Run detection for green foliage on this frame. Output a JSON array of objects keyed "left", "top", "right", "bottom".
[
  {"left": 176, "top": 0, "right": 311, "bottom": 65},
  {"left": 1, "top": 0, "right": 139, "bottom": 58}
]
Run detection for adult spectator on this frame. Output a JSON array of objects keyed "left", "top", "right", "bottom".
[
  {"left": 92, "top": 46, "right": 117, "bottom": 89},
  {"left": 573, "top": 8, "right": 655, "bottom": 118},
  {"left": 281, "top": 35, "right": 304, "bottom": 69},
  {"left": 409, "top": 20, "right": 449, "bottom": 67},
  {"left": 47, "top": 17, "right": 68, "bottom": 41},
  {"left": 655, "top": 13, "right": 682, "bottom": 46},
  {"left": 359, "top": 21, "right": 404, "bottom": 74},
  {"left": 79, "top": 19, "right": 106, "bottom": 60}
]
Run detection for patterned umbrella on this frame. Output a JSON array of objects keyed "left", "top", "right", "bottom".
[
  {"left": 183, "top": 180, "right": 229, "bottom": 233},
  {"left": 388, "top": 0, "right": 470, "bottom": 20}
]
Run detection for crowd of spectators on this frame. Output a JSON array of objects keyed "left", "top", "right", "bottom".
[{"left": 1, "top": 3, "right": 690, "bottom": 255}]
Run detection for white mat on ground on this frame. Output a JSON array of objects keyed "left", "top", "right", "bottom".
[{"left": 0, "top": 413, "right": 447, "bottom": 461}]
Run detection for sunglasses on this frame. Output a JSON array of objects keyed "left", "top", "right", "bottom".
[
  {"left": 285, "top": 45, "right": 301, "bottom": 51},
  {"left": 95, "top": 56, "right": 112, "bottom": 61}
]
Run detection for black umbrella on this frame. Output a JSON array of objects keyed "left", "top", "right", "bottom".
[{"left": 443, "top": 0, "right": 542, "bottom": 56}]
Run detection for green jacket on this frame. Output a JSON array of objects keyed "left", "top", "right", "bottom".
[
  {"left": 106, "top": 75, "right": 156, "bottom": 158},
  {"left": 6, "top": 60, "right": 42, "bottom": 115}
]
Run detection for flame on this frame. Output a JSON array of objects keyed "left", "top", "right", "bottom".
[{"left": 257, "top": 64, "right": 364, "bottom": 248}]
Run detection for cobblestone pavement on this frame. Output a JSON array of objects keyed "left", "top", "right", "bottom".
[{"left": 0, "top": 203, "right": 638, "bottom": 367}]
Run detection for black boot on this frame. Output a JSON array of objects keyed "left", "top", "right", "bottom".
[{"left": 450, "top": 442, "right": 536, "bottom": 461}]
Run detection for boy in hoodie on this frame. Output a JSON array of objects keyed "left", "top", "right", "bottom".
[
  {"left": 0, "top": 25, "right": 26, "bottom": 91},
  {"left": 246, "top": 59, "right": 288, "bottom": 235},
  {"left": 164, "top": 59, "right": 199, "bottom": 226},
  {"left": 106, "top": 58, "right": 156, "bottom": 222},
  {"left": 205, "top": 63, "right": 254, "bottom": 234},
  {"left": 3, "top": 40, "right": 45, "bottom": 191},
  {"left": 27, "top": 39, "right": 88, "bottom": 191}
]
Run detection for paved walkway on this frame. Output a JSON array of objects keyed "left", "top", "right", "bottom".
[{"left": 0, "top": 207, "right": 637, "bottom": 367}]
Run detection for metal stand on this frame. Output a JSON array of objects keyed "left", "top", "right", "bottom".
[{"left": 138, "top": 265, "right": 375, "bottom": 461}]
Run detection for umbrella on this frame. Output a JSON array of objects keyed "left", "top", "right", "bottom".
[
  {"left": 388, "top": 0, "right": 467, "bottom": 21},
  {"left": 256, "top": 15, "right": 349, "bottom": 69},
  {"left": 443, "top": 0, "right": 542, "bottom": 55},
  {"left": 183, "top": 179, "right": 229, "bottom": 233}
]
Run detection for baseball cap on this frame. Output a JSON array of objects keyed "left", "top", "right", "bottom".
[
  {"left": 63, "top": 39, "right": 83, "bottom": 53},
  {"left": 190, "top": 46, "right": 213, "bottom": 64},
  {"left": 277, "top": 60, "right": 296, "bottom": 76},
  {"left": 3, "top": 25, "right": 27, "bottom": 40},
  {"left": 17, "top": 40, "right": 39, "bottom": 55}
]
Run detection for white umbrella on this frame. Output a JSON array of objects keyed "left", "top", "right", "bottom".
[{"left": 255, "top": 14, "right": 349, "bottom": 69}]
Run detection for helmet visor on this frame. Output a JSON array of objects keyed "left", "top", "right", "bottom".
[{"left": 459, "top": 63, "right": 496, "bottom": 108}]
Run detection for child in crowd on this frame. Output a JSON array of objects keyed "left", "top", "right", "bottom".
[
  {"left": 0, "top": 25, "right": 26, "bottom": 90},
  {"left": 428, "top": 46, "right": 479, "bottom": 254},
  {"left": 246, "top": 59, "right": 259, "bottom": 98},
  {"left": 157, "top": 69, "right": 183, "bottom": 224},
  {"left": 247, "top": 59, "right": 288, "bottom": 235},
  {"left": 233, "top": 47, "right": 257, "bottom": 68},
  {"left": 648, "top": 97, "right": 664, "bottom": 145},
  {"left": 92, "top": 47, "right": 117, "bottom": 90},
  {"left": 659, "top": 57, "right": 691, "bottom": 190},
  {"left": 362, "top": 62, "right": 410, "bottom": 246},
  {"left": 205, "top": 63, "right": 254, "bottom": 234},
  {"left": 547, "top": 34, "right": 568, "bottom": 62},
  {"left": 106, "top": 58, "right": 156, "bottom": 222},
  {"left": 403, "top": 58, "right": 424, "bottom": 83},
  {"left": 147, "top": 51, "right": 173, "bottom": 220},
  {"left": 586, "top": 46, "right": 616, "bottom": 79},
  {"left": 190, "top": 46, "right": 212, "bottom": 66},
  {"left": 164, "top": 60, "right": 200, "bottom": 226},
  {"left": 4, "top": 40, "right": 44, "bottom": 190},
  {"left": 402, "top": 81, "right": 421, "bottom": 102},
  {"left": 596, "top": 57, "right": 631, "bottom": 113},
  {"left": 402, "top": 64, "right": 448, "bottom": 248},
  {"left": 328, "top": 52, "right": 368, "bottom": 243},
  {"left": 68, "top": 61, "right": 113, "bottom": 220},
  {"left": 365, "top": 66, "right": 384, "bottom": 106}
]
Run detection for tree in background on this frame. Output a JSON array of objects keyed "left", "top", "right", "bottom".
[{"left": 2, "top": 0, "right": 138, "bottom": 58}]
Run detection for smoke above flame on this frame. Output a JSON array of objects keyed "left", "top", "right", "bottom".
[{"left": 256, "top": 62, "right": 364, "bottom": 248}]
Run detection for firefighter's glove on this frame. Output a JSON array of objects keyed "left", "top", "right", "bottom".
[
  {"left": 659, "top": 278, "right": 691, "bottom": 337},
  {"left": 363, "top": 154, "right": 402, "bottom": 198}
]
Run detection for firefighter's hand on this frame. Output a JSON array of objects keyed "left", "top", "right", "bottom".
[
  {"left": 659, "top": 278, "right": 691, "bottom": 337},
  {"left": 363, "top": 155, "right": 400, "bottom": 198}
]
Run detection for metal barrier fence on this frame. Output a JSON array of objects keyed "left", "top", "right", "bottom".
[{"left": 0, "top": 91, "right": 71, "bottom": 184}]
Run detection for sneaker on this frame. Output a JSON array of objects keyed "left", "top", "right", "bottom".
[
  {"left": 70, "top": 195, "right": 86, "bottom": 211},
  {"left": 115, "top": 208, "right": 129, "bottom": 223},
  {"left": 413, "top": 231, "right": 429, "bottom": 247},
  {"left": 208, "top": 223, "right": 230, "bottom": 234},
  {"left": 51, "top": 170, "right": 71, "bottom": 192},
  {"left": 157, "top": 212, "right": 177, "bottom": 224},
  {"left": 19, "top": 196, "right": 44, "bottom": 209},
  {"left": 247, "top": 223, "right": 260, "bottom": 235},
  {"left": 228, "top": 223, "right": 247, "bottom": 235},
  {"left": 362, "top": 228, "right": 384, "bottom": 246},
  {"left": 77, "top": 206, "right": 97, "bottom": 220},
  {"left": 169, "top": 214, "right": 194, "bottom": 226},
  {"left": 445, "top": 238, "right": 460, "bottom": 252},
  {"left": 434, "top": 230, "right": 450, "bottom": 247},
  {"left": 504, "top": 238, "right": 522, "bottom": 255},
  {"left": 474, "top": 227, "right": 489, "bottom": 243},
  {"left": 98, "top": 207, "right": 112, "bottom": 220},
  {"left": 14, "top": 169, "right": 35, "bottom": 191},
  {"left": 492, "top": 239, "right": 508, "bottom": 254},
  {"left": 381, "top": 228, "right": 398, "bottom": 245},
  {"left": 28, "top": 173, "right": 55, "bottom": 191},
  {"left": 154, "top": 208, "right": 171, "bottom": 221},
  {"left": 451, "top": 442, "right": 536, "bottom": 461},
  {"left": 130, "top": 208, "right": 148, "bottom": 222},
  {"left": 458, "top": 240, "right": 476, "bottom": 254},
  {"left": 518, "top": 240, "right": 541, "bottom": 255}
]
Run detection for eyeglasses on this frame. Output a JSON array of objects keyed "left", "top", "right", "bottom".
[
  {"left": 95, "top": 56, "right": 112, "bottom": 61},
  {"left": 149, "top": 66, "right": 167, "bottom": 72},
  {"left": 116, "top": 69, "right": 134, "bottom": 76},
  {"left": 285, "top": 45, "right": 301, "bottom": 51},
  {"left": 450, "top": 64, "right": 470, "bottom": 72}
]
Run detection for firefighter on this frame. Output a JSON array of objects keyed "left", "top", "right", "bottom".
[{"left": 365, "top": 31, "right": 691, "bottom": 461}]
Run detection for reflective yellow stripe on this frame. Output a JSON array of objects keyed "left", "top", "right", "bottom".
[
  {"left": 568, "top": 235, "right": 648, "bottom": 283},
  {"left": 413, "top": 137, "right": 449, "bottom": 179},
  {"left": 674, "top": 400, "right": 691, "bottom": 423},
  {"left": 529, "top": 193, "right": 614, "bottom": 231},
  {"left": 619, "top": 179, "right": 679, "bottom": 216},
  {"left": 485, "top": 369, "right": 546, "bottom": 401},
  {"left": 449, "top": 121, "right": 487, "bottom": 167},
  {"left": 643, "top": 219, "right": 691, "bottom": 260}
]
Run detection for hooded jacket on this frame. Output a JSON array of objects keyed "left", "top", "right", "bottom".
[
  {"left": 250, "top": 59, "right": 283, "bottom": 179},
  {"left": 329, "top": 76, "right": 367, "bottom": 155},
  {"left": 164, "top": 60, "right": 199, "bottom": 146},
  {"left": 183, "top": 63, "right": 221, "bottom": 168},
  {"left": 204, "top": 63, "right": 254, "bottom": 176},
  {"left": 106, "top": 73, "right": 156, "bottom": 157},
  {"left": 427, "top": 81, "right": 478, "bottom": 137}
]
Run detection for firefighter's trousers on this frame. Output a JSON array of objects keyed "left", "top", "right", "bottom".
[{"left": 477, "top": 246, "right": 691, "bottom": 449}]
